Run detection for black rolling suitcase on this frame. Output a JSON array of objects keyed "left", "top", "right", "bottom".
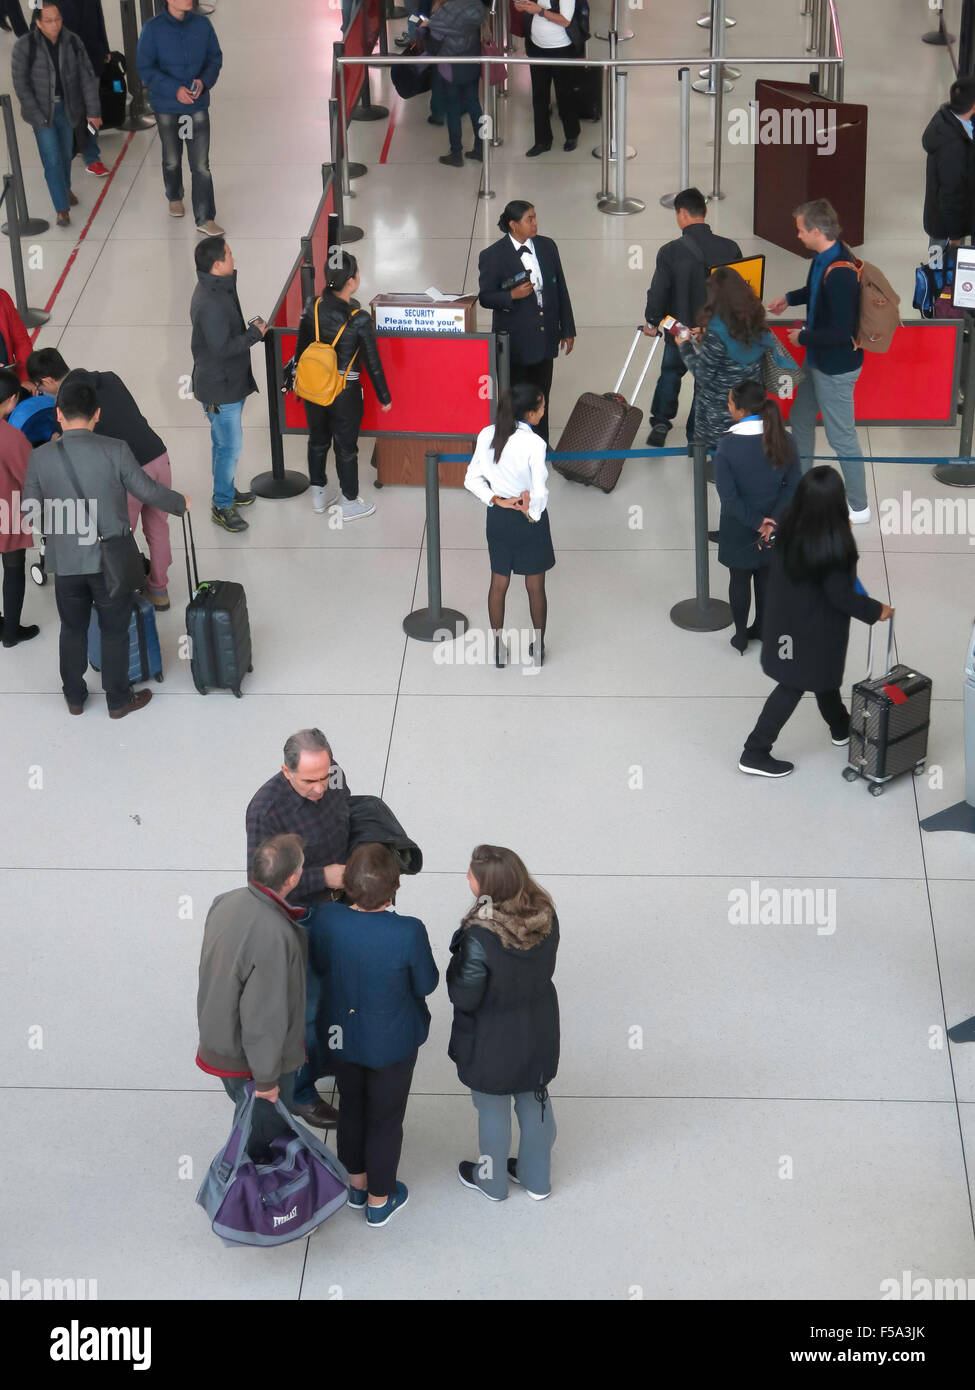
[
  {"left": 99, "top": 51, "right": 128, "bottom": 130},
  {"left": 842, "top": 619, "right": 931, "bottom": 796},
  {"left": 183, "top": 513, "right": 252, "bottom": 698}
]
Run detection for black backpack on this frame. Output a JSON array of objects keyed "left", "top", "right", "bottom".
[
  {"left": 99, "top": 50, "right": 128, "bottom": 129},
  {"left": 550, "top": 0, "right": 590, "bottom": 54}
]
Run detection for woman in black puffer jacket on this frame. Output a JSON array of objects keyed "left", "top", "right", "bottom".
[
  {"left": 447, "top": 844, "right": 559, "bottom": 1202},
  {"left": 294, "top": 251, "right": 391, "bottom": 521},
  {"left": 424, "top": 0, "right": 485, "bottom": 167}
]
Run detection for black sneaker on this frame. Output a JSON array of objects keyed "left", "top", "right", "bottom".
[
  {"left": 211, "top": 505, "right": 249, "bottom": 533},
  {"left": 233, "top": 489, "right": 255, "bottom": 507},
  {"left": 647, "top": 425, "right": 668, "bottom": 447},
  {"left": 738, "top": 751, "right": 795, "bottom": 778},
  {"left": 439, "top": 152, "right": 464, "bottom": 168},
  {"left": 830, "top": 725, "right": 851, "bottom": 747},
  {"left": 465, "top": 145, "right": 483, "bottom": 161},
  {"left": 525, "top": 143, "right": 552, "bottom": 157}
]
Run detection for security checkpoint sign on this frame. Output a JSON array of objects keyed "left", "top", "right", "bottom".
[
  {"left": 953, "top": 248, "right": 975, "bottom": 309},
  {"left": 375, "top": 303, "right": 467, "bottom": 334}
]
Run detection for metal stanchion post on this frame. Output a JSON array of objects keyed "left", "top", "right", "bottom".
[
  {"left": 597, "top": 67, "right": 611, "bottom": 201},
  {"left": 816, "top": 0, "right": 829, "bottom": 93},
  {"left": 250, "top": 331, "right": 309, "bottom": 501},
  {"left": 694, "top": 0, "right": 736, "bottom": 94},
  {"left": 696, "top": 8, "right": 735, "bottom": 26},
  {"left": 596, "top": 0, "right": 632, "bottom": 44},
  {"left": 299, "top": 236, "right": 315, "bottom": 304},
  {"left": 480, "top": 66, "right": 495, "bottom": 201},
  {"left": 498, "top": 0, "right": 510, "bottom": 100},
  {"left": 593, "top": 34, "right": 635, "bottom": 160},
  {"left": 670, "top": 441, "right": 732, "bottom": 631},
  {"left": 3, "top": 175, "right": 49, "bottom": 327},
  {"left": 935, "top": 311, "right": 975, "bottom": 487},
  {"left": 334, "top": 46, "right": 368, "bottom": 178},
  {"left": 598, "top": 71, "right": 644, "bottom": 216},
  {"left": 660, "top": 67, "right": 691, "bottom": 207},
  {"left": 711, "top": 51, "right": 726, "bottom": 201},
  {"left": 403, "top": 452, "right": 469, "bottom": 641},
  {"left": 0, "top": 96, "right": 49, "bottom": 236},
  {"left": 325, "top": 151, "right": 363, "bottom": 244},
  {"left": 120, "top": 0, "right": 155, "bottom": 128},
  {"left": 923, "top": 1, "right": 954, "bottom": 45},
  {"left": 488, "top": 45, "right": 502, "bottom": 148},
  {"left": 806, "top": 0, "right": 820, "bottom": 54},
  {"left": 350, "top": 74, "right": 389, "bottom": 122}
]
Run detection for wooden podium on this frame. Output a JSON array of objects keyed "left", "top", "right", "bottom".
[
  {"left": 753, "top": 81, "right": 867, "bottom": 254},
  {"left": 369, "top": 293, "right": 479, "bottom": 487}
]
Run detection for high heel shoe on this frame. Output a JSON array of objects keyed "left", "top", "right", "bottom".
[{"left": 729, "top": 632, "right": 749, "bottom": 655}]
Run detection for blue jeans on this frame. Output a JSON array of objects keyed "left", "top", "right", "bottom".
[
  {"left": 788, "top": 365, "right": 868, "bottom": 512},
  {"left": 80, "top": 126, "right": 102, "bottom": 167},
  {"left": 649, "top": 333, "right": 696, "bottom": 439},
  {"left": 203, "top": 399, "right": 244, "bottom": 510},
  {"left": 155, "top": 109, "right": 215, "bottom": 225},
  {"left": 34, "top": 100, "right": 74, "bottom": 213},
  {"left": 442, "top": 73, "right": 483, "bottom": 155}
]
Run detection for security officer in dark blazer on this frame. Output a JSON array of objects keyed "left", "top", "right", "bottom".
[{"left": 478, "top": 199, "right": 575, "bottom": 444}]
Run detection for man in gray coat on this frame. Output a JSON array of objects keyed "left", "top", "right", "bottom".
[
  {"left": 21, "top": 376, "right": 189, "bottom": 718},
  {"left": 11, "top": 2, "right": 102, "bottom": 225},
  {"left": 196, "top": 833, "right": 311, "bottom": 1157}
]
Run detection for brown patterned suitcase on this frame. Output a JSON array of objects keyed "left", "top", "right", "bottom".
[{"left": 553, "top": 330, "right": 660, "bottom": 493}]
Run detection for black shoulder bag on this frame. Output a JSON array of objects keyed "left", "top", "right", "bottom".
[{"left": 57, "top": 438, "right": 145, "bottom": 600}]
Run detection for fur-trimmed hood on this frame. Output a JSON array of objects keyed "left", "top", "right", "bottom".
[{"left": 462, "top": 898, "right": 554, "bottom": 952}]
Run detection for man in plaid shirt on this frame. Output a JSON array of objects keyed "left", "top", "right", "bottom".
[{"left": 245, "top": 727, "right": 351, "bottom": 1129}]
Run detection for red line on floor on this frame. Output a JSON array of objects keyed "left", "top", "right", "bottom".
[
  {"left": 379, "top": 96, "right": 401, "bottom": 164},
  {"left": 29, "top": 129, "right": 138, "bottom": 345}
]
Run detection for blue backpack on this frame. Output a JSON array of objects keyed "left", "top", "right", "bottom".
[{"left": 10, "top": 393, "right": 57, "bottom": 446}]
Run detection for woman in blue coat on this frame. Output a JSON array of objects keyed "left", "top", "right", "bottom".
[
  {"left": 713, "top": 379, "right": 800, "bottom": 653},
  {"left": 307, "top": 843, "right": 439, "bottom": 1228}
]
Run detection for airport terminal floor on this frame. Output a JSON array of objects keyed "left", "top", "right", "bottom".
[{"left": 1, "top": 0, "right": 975, "bottom": 1313}]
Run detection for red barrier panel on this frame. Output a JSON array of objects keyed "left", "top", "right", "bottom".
[
  {"left": 278, "top": 333, "right": 496, "bottom": 435},
  {"left": 271, "top": 184, "right": 336, "bottom": 331},
  {"left": 768, "top": 321, "right": 961, "bottom": 426}
]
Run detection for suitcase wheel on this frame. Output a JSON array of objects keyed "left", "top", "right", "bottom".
[
  {"left": 842, "top": 766, "right": 858, "bottom": 783},
  {"left": 869, "top": 782, "right": 884, "bottom": 797},
  {"left": 913, "top": 761, "right": 926, "bottom": 776},
  {"left": 30, "top": 562, "right": 46, "bottom": 586},
  {"left": 232, "top": 687, "right": 243, "bottom": 699}
]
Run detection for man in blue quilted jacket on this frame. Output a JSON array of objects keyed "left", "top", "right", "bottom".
[{"left": 136, "top": 0, "right": 223, "bottom": 233}]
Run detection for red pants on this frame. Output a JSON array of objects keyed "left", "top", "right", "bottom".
[{"left": 127, "top": 452, "right": 174, "bottom": 594}]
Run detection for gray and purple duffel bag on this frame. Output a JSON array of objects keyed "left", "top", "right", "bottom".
[{"left": 197, "top": 1087, "right": 349, "bottom": 1246}]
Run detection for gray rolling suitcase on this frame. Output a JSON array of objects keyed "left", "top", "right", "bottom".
[
  {"left": 553, "top": 330, "right": 660, "bottom": 493},
  {"left": 843, "top": 619, "right": 932, "bottom": 795}
]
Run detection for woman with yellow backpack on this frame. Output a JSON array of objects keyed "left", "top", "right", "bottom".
[{"left": 293, "top": 252, "right": 392, "bottom": 520}]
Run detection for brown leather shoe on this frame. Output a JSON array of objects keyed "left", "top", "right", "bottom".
[
  {"left": 67, "top": 701, "right": 86, "bottom": 715},
  {"left": 68, "top": 190, "right": 79, "bottom": 206},
  {"left": 291, "top": 1098, "right": 339, "bottom": 1128},
  {"left": 108, "top": 689, "right": 153, "bottom": 719}
]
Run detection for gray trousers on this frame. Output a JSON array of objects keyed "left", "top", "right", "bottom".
[
  {"left": 470, "top": 1090, "right": 556, "bottom": 1200},
  {"left": 788, "top": 365, "right": 869, "bottom": 512}
]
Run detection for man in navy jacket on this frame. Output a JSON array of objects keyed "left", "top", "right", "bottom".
[
  {"left": 478, "top": 200, "right": 575, "bottom": 444},
  {"left": 137, "top": 0, "right": 223, "bottom": 232},
  {"left": 767, "top": 198, "right": 869, "bottom": 523}
]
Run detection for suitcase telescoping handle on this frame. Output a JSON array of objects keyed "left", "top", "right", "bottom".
[
  {"left": 182, "top": 511, "right": 200, "bottom": 598},
  {"left": 865, "top": 613, "right": 895, "bottom": 681},
  {"left": 612, "top": 328, "right": 662, "bottom": 402}
]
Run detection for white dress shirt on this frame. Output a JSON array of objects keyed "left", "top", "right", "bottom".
[
  {"left": 509, "top": 233, "right": 543, "bottom": 306},
  {"left": 465, "top": 420, "right": 549, "bottom": 520},
  {"left": 530, "top": 0, "right": 574, "bottom": 48}
]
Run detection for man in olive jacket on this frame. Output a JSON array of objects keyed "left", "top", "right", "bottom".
[
  {"left": 189, "top": 235, "right": 267, "bottom": 533},
  {"left": 196, "top": 834, "right": 311, "bottom": 1157},
  {"left": 11, "top": 2, "right": 102, "bottom": 223}
]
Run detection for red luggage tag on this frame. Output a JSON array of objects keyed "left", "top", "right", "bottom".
[{"left": 883, "top": 683, "right": 908, "bottom": 705}]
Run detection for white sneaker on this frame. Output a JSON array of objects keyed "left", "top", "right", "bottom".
[
  {"left": 340, "top": 496, "right": 376, "bottom": 521},
  {"left": 848, "top": 506, "right": 871, "bottom": 524},
  {"left": 311, "top": 485, "right": 339, "bottom": 514}
]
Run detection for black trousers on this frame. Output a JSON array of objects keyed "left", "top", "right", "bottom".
[
  {"left": 332, "top": 1049, "right": 417, "bottom": 1198},
  {"left": 55, "top": 571, "right": 134, "bottom": 711},
  {"left": 2, "top": 549, "right": 27, "bottom": 633},
  {"left": 525, "top": 37, "right": 581, "bottom": 145},
  {"left": 744, "top": 683, "right": 849, "bottom": 754},
  {"left": 0, "top": 1, "right": 28, "bottom": 37},
  {"left": 511, "top": 356, "right": 554, "bottom": 444},
  {"left": 304, "top": 382, "right": 364, "bottom": 500},
  {"left": 728, "top": 566, "right": 769, "bottom": 639}
]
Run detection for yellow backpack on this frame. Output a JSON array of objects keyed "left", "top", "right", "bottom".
[{"left": 294, "top": 301, "right": 359, "bottom": 406}]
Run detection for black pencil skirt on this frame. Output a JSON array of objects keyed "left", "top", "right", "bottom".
[{"left": 486, "top": 505, "right": 556, "bottom": 576}]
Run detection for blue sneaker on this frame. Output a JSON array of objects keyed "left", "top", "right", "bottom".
[
  {"left": 348, "top": 1187, "right": 367, "bottom": 1211},
  {"left": 366, "top": 1181, "right": 408, "bottom": 1227}
]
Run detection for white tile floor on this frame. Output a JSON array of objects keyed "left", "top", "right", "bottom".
[{"left": 0, "top": 0, "right": 973, "bottom": 1302}]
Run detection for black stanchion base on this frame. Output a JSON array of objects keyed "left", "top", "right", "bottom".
[
  {"left": 349, "top": 163, "right": 368, "bottom": 179},
  {"left": 21, "top": 308, "right": 50, "bottom": 328},
  {"left": 352, "top": 106, "right": 389, "bottom": 122},
  {"left": 2, "top": 217, "right": 50, "bottom": 236},
  {"left": 922, "top": 29, "right": 953, "bottom": 45},
  {"left": 341, "top": 224, "right": 365, "bottom": 242},
  {"left": 403, "top": 607, "right": 469, "bottom": 642},
  {"left": 920, "top": 799, "right": 975, "bottom": 834},
  {"left": 249, "top": 469, "right": 309, "bottom": 499},
  {"left": 670, "top": 597, "right": 733, "bottom": 631},
  {"left": 933, "top": 463, "right": 975, "bottom": 486}
]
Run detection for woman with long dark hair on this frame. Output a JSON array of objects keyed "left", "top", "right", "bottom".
[
  {"left": 713, "top": 379, "right": 800, "bottom": 653},
  {"left": 676, "top": 266, "right": 796, "bottom": 451},
  {"left": 294, "top": 251, "right": 391, "bottom": 521},
  {"left": 738, "top": 466, "right": 893, "bottom": 779},
  {"left": 448, "top": 845, "right": 559, "bottom": 1202},
  {"left": 464, "top": 382, "right": 554, "bottom": 668}
]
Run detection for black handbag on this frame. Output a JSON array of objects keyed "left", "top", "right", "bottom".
[
  {"left": 390, "top": 37, "right": 434, "bottom": 99},
  {"left": 57, "top": 439, "right": 145, "bottom": 600}
]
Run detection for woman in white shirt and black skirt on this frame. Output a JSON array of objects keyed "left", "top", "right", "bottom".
[{"left": 464, "top": 382, "right": 555, "bottom": 668}]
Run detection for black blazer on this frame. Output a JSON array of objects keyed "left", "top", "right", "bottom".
[
  {"left": 713, "top": 429, "right": 799, "bottom": 571},
  {"left": 478, "top": 234, "right": 575, "bottom": 366},
  {"left": 760, "top": 552, "right": 883, "bottom": 693}
]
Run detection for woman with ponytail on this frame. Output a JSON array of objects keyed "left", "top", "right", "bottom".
[
  {"left": 713, "top": 379, "right": 800, "bottom": 653},
  {"left": 464, "top": 382, "right": 555, "bottom": 668}
]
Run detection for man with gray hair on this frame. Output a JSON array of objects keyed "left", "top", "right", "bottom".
[
  {"left": 245, "top": 732, "right": 350, "bottom": 1128},
  {"left": 196, "top": 833, "right": 311, "bottom": 1156},
  {"left": 767, "top": 198, "right": 870, "bottom": 524}
]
